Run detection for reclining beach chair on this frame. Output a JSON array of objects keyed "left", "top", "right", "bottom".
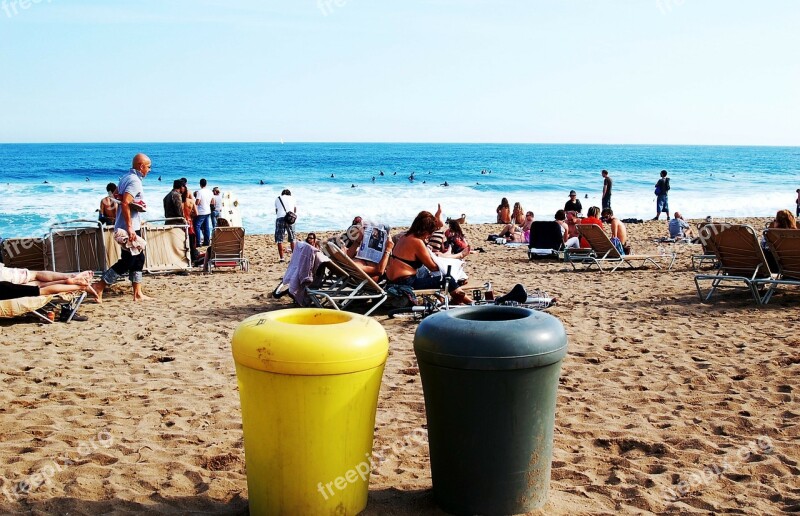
[
  {"left": 763, "top": 228, "right": 800, "bottom": 297},
  {"left": 572, "top": 224, "right": 676, "bottom": 272},
  {"left": 142, "top": 219, "right": 191, "bottom": 273},
  {"left": 305, "top": 242, "right": 388, "bottom": 315},
  {"left": 1, "top": 238, "right": 46, "bottom": 270},
  {"left": 0, "top": 291, "right": 87, "bottom": 324},
  {"left": 691, "top": 222, "right": 718, "bottom": 270},
  {"left": 694, "top": 224, "right": 777, "bottom": 305},
  {"left": 204, "top": 227, "right": 249, "bottom": 273},
  {"left": 45, "top": 220, "right": 105, "bottom": 274},
  {"left": 528, "top": 221, "right": 564, "bottom": 260}
]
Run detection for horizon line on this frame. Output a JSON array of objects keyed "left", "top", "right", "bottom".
[{"left": 1, "top": 141, "right": 798, "bottom": 148}]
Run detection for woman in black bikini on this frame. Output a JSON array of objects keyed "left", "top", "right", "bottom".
[{"left": 386, "top": 211, "right": 472, "bottom": 305}]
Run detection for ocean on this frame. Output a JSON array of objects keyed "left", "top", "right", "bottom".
[{"left": 0, "top": 143, "right": 798, "bottom": 238}]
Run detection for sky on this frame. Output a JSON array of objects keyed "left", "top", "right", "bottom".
[{"left": 0, "top": 0, "right": 798, "bottom": 145}]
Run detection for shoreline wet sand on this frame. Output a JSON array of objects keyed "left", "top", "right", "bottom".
[{"left": 0, "top": 217, "right": 797, "bottom": 514}]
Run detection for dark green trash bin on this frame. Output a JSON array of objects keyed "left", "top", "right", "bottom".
[{"left": 414, "top": 306, "right": 568, "bottom": 515}]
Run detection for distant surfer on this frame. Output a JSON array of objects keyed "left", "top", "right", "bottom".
[
  {"left": 379, "top": 171, "right": 384, "bottom": 176},
  {"left": 260, "top": 180, "right": 265, "bottom": 185},
  {"left": 441, "top": 181, "right": 449, "bottom": 187},
  {"left": 372, "top": 176, "right": 375, "bottom": 183},
  {"left": 158, "top": 176, "right": 162, "bottom": 181},
  {"left": 331, "top": 173, "right": 335, "bottom": 178},
  {"left": 43, "top": 180, "right": 49, "bottom": 184},
  {"left": 351, "top": 184, "right": 356, "bottom": 188}
]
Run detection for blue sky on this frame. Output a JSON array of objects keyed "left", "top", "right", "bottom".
[{"left": 0, "top": 0, "right": 798, "bottom": 145}]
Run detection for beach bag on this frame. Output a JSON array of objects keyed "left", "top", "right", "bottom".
[
  {"left": 654, "top": 185, "right": 661, "bottom": 196},
  {"left": 278, "top": 197, "right": 297, "bottom": 225}
]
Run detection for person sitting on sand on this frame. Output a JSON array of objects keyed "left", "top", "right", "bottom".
[
  {"left": 387, "top": 211, "right": 472, "bottom": 305},
  {"left": 436, "top": 220, "right": 471, "bottom": 259},
  {"left": 500, "top": 211, "right": 534, "bottom": 243},
  {"left": 668, "top": 212, "right": 695, "bottom": 239},
  {"left": 496, "top": 197, "right": 511, "bottom": 224},
  {"left": 0, "top": 264, "right": 94, "bottom": 301},
  {"left": 511, "top": 202, "right": 525, "bottom": 225},
  {"left": 602, "top": 208, "right": 630, "bottom": 255}
]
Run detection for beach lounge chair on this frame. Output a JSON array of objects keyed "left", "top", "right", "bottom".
[
  {"left": 763, "top": 228, "right": 800, "bottom": 295},
  {"left": 305, "top": 242, "right": 388, "bottom": 315},
  {"left": 691, "top": 222, "right": 718, "bottom": 270},
  {"left": 204, "top": 227, "right": 249, "bottom": 273},
  {"left": 1, "top": 237, "right": 46, "bottom": 270},
  {"left": 572, "top": 224, "right": 676, "bottom": 272},
  {"left": 44, "top": 220, "right": 105, "bottom": 274},
  {"left": 141, "top": 219, "right": 191, "bottom": 273},
  {"left": 528, "top": 221, "right": 564, "bottom": 260},
  {"left": 694, "top": 224, "right": 777, "bottom": 305},
  {"left": 0, "top": 291, "right": 87, "bottom": 324}
]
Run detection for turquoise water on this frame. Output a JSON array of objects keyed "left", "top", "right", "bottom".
[{"left": 0, "top": 143, "right": 797, "bottom": 238}]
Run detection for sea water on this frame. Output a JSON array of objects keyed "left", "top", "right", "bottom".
[{"left": 0, "top": 143, "right": 797, "bottom": 238}]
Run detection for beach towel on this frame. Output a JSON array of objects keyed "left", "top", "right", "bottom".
[
  {"left": 113, "top": 229, "right": 147, "bottom": 256},
  {"left": 283, "top": 241, "right": 319, "bottom": 306}
]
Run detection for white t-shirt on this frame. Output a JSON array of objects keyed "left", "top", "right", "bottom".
[
  {"left": 196, "top": 187, "right": 213, "bottom": 216},
  {"left": 275, "top": 194, "right": 296, "bottom": 217}
]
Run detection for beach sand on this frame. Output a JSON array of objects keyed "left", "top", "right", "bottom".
[{"left": 0, "top": 217, "right": 797, "bottom": 515}]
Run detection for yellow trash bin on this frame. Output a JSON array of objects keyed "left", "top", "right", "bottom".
[{"left": 231, "top": 308, "right": 389, "bottom": 515}]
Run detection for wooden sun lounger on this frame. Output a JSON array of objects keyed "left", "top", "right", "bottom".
[
  {"left": 572, "top": 224, "right": 676, "bottom": 272},
  {"left": 694, "top": 224, "right": 777, "bottom": 305}
]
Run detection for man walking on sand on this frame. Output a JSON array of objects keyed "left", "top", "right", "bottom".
[
  {"left": 92, "top": 153, "right": 152, "bottom": 302},
  {"left": 653, "top": 170, "right": 671, "bottom": 221},
  {"left": 601, "top": 170, "right": 612, "bottom": 210}
]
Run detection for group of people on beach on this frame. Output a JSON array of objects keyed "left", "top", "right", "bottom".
[{"left": 280, "top": 203, "right": 476, "bottom": 305}]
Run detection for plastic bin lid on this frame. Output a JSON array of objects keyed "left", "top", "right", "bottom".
[
  {"left": 232, "top": 308, "right": 389, "bottom": 375},
  {"left": 414, "top": 306, "right": 567, "bottom": 370}
]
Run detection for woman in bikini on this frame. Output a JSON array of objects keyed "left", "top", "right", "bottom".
[
  {"left": 386, "top": 211, "right": 472, "bottom": 305},
  {"left": 512, "top": 202, "right": 525, "bottom": 225},
  {"left": 496, "top": 197, "right": 511, "bottom": 224}
]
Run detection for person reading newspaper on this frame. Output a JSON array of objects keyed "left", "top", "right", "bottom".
[{"left": 346, "top": 223, "right": 393, "bottom": 281}]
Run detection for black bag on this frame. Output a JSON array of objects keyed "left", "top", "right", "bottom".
[{"left": 278, "top": 197, "right": 297, "bottom": 225}]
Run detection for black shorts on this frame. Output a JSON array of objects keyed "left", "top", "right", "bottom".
[{"left": 0, "top": 281, "right": 40, "bottom": 301}]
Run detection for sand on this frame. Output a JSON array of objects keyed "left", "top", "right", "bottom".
[{"left": 0, "top": 217, "right": 797, "bottom": 515}]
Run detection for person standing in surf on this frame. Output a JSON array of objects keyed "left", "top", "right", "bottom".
[{"left": 653, "top": 170, "right": 671, "bottom": 221}]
